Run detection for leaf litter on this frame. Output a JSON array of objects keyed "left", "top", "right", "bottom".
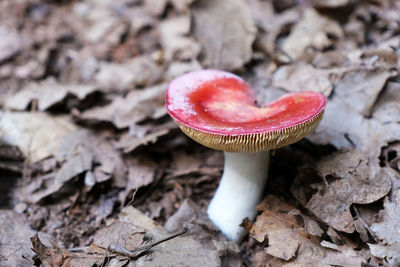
[{"left": 0, "top": 0, "right": 400, "bottom": 266}]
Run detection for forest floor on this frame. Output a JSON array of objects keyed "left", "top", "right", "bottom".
[{"left": 1, "top": 0, "right": 400, "bottom": 266}]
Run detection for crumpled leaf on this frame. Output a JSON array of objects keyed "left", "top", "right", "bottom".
[
  {"left": 251, "top": 196, "right": 320, "bottom": 261},
  {"left": 1, "top": 112, "right": 126, "bottom": 202},
  {"left": 118, "top": 156, "right": 159, "bottom": 204},
  {"left": 31, "top": 233, "right": 100, "bottom": 267},
  {"left": 0, "top": 26, "right": 23, "bottom": 63},
  {"left": 159, "top": 15, "right": 200, "bottom": 61},
  {"left": 333, "top": 68, "right": 395, "bottom": 117},
  {"left": 120, "top": 206, "right": 225, "bottom": 267},
  {"left": 58, "top": 130, "right": 127, "bottom": 188},
  {"left": 282, "top": 8, "right": 343, "bottom": 60},
  {"left": 308, "top": 68, "right": 399, "bottom": 159},
  {"left": 93, "top": 221, "right": 145, "bottom": 252},
  {"left": 368, "top": 243, "right": 400, "bottom": 266},
  {"left": 250, "top": 195, "right": 364, "bottom": 265},
  {"left": 170, "top": 0, "right": 195, "bottom": 12},
  {"left": 247, "top": 0, "right": 300, "bottom": 55},
  {"left": 313, "top": 0, "right": 353, "bottom": 9},
  {"left": 81, "top": 83, "right": 167, "bottom": 129},
  {"left": 372, "top": 81, "right": 400, "bottom": 124},
  {"left": 164, "top": 199, "right": 242, "bottom": 266},
  {"left": 116, "top": 121, "right": 177, "bottom": 153},
  {"left": 165, "top": 60, "right": 203, "bottom": 81},
  {"left": 191, "top": 0, "right": 256, "bottom": 70},
  {"left": 16, "top": 129, "right": 127, "bottom": 203},
  {"left": 4, "top": 79, "right": 98, "bottom": 111},
  {"left": 294, "top": 149, "right": 391, "bottom": 233},
  {"left": 0, "top": 211, "right": 51, "bottom": 267},
  {"left": 0, "top": 111, "right": 76, "bottom": 163},
  {"left": 144, "top": 0, "right": 168, "bottom": 16},
  {"left": 370, "top": 190, "right": 400, "bottom": 245},
  {"left": 272, "top": 62, "right": 335, "bottom": 96},
  {"left": 94, "top": 56, "right": 163, "bottom": 91}
]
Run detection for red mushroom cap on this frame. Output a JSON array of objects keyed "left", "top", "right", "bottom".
[{"left": 166, "top": 70, "right": 326, "bottom": 152}]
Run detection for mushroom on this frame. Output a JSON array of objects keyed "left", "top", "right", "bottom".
[{"left": 165, "top": 70, "right": 326, "bottom": 242}]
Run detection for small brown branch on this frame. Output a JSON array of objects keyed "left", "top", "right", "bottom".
[{"left": 107, "top": 227, "right": 188, "bottom": 259}]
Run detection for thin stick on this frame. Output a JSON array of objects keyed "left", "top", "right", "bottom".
[{"left": 108, "top": 227, "right": 188, "bottom": 259}]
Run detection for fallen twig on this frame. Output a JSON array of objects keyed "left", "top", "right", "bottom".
[{"left": 107, "top": 227, "right": 188, "bottom": 259}]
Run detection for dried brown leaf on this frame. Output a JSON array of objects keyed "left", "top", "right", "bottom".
[
  {"left": 59, "top": 130, "right": 127, "bottom": 188},
  {"left": 0, "top": 111, "right": 76, "bottom": 163},
  {"left": 118, "top": 156, "right": 158, "bottom": 204},
  {"left": 302, "top": 150, "right": 391, "bottom": 233},
  {"left": 93, "top": 221, "right": 145, "bottom": 252},
  {"left": 334, "top": 68, "right": 395, "bottom": 117},
  {"left": 159, "top": 16, "right": 200, "bottom": 61},
  {"left": 144, "top": 0, "right": 168, "bottom": 16},
  {"left": 370, "top": 190, "right": 400, "bottom": 245},
  {"left": 94, "top": 56, "right": 163, "bottom": 91},
  {"left": 4, "top": 79, "right": 98, "bottom": 111},
  {"left": 0, "top": 211, "right": 51, "bottom": 267},
  {"left": 31, "top": 233, "right": 101, "bottom": 267},
  {"left": 373, "top": 81, "right": 400, "bottom": 124},
  {"left": 250, "top": 195, "right": 364, "bottom": 265},
  {"left": 308, "top": 68, "right": 399, "bottom": 160},
  {"left": 368, "top": 243, "right": 400, "bottom": 266},
  {"left": 191, "top": 0, "right": 256, "bottom": 70},
  {"left": 6, "top": 120, "right": 126, "bottom": 202},
  {"left": 247, "top": 0, "right": 299, "bottom": 55},
  {"left": 282, "top": 8, "right": 343, "bottom": 60},
  {"left": 251, "top": 196, "right": 318, "bottom": 260},
  {"left": 120, "top": 206, "right": 223, "bottom": 267},
  {"left": 272, "top": 62, "right": 335, "bottom": 96},
  {"left": 116, "top": 121, "right": 177, "bottom": 153},
  {"left": 0, "top": 26, "right": 23, "bottom": 63},
  {"left": 81, "top": 83, "right": 167, "bottom": 129}
]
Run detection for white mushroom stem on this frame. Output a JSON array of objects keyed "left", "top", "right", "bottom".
[{"left": 207, "top": 151, "right": 270, "bottom": 242}]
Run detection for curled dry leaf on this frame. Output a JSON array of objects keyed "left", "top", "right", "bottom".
[
  {"left": 170, "top": 0, "right": 195, "bottom": 13},
  {"left": 81, "top": 83, "right": 167, "bottom": 129},
  {"left": 282, "top": 8, "right": 343, "bottom": 60},
  {"left": 247, "top": 0, "right": 300, "bottom": 55},
  {"left": 373, "top": 81, "right": 400, "bottom": 125},
  {"left": 164, "top": 59, "right": 203, "bottom": 81},
  {"left": 0, "top": 111, "right": 76, "bottom": 163},
  {"left": 0, "top": 26, "right": 23, "bottom": 63},
  {"left": 250, "top": 195, "right": 364, "bottom": 265},
  {"left": 333, "top": 68, "right": 396, "bottom": 118},
  {"left": 144, "top": 0, "right": 168, "bottom": 16},
  {"left": 165, "top": 199, "right": 242, "bottom": 266},
  {"left": 159, "top": 15, "right": 200, "bottom": 61},
  {"left": 93, "top": 221, "right": 146, "bottom": 254},
  {"left": 0, "top": 211, "right": 51, "bottom": 267},
  {"left": 370, "top": 190, "right": 400, "bottom": 246},
  {"left": 116, "top": 121, "right": 177, "bottom": 153},
  {"left": 17, "top": 129, "right": 127, "bottom": 203},
  {"left": 308, "top": 68, "right": 399, "bottom": 159},
  {"left": 0, "top": 112, "right": 126, "bottom": 202},
  {"left": 272, "top": 62, "right": 335, "bottom": 96},
  {"left": 191, "top": 0, "right": 256, "bottom": 70},
  {"left": 4, "top": 79, "right": 98, "bottom": 111},
  {"left": 94, "top": 56, "right": 163, "bottom": 91},
  {"left": 294, "top": 149, "right": 391, "bottom": 233},
  {"left": 251, "top": 195, "right": 321, "bottom": 261},
  {"left": 120, "top": 206, "right": 223, "bottom": 266},
  {"left": 368, "top": 243, "right": 400, "bottom": 266},
  {"left": 58, "top": 130, "right": 127, "bottom": 188},
  {"left": 31, "top": 233, "right": 101, "bottom": 266},
  {"left": 312, "top": 0, "right": 353, "bottom": 9},
  {"left": 118, "top": 156, "right": 159, "bottom": 204}
]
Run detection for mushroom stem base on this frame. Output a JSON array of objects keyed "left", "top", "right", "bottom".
[{"left": 207, "top": 151, "right": 270, "bottom": 242}]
